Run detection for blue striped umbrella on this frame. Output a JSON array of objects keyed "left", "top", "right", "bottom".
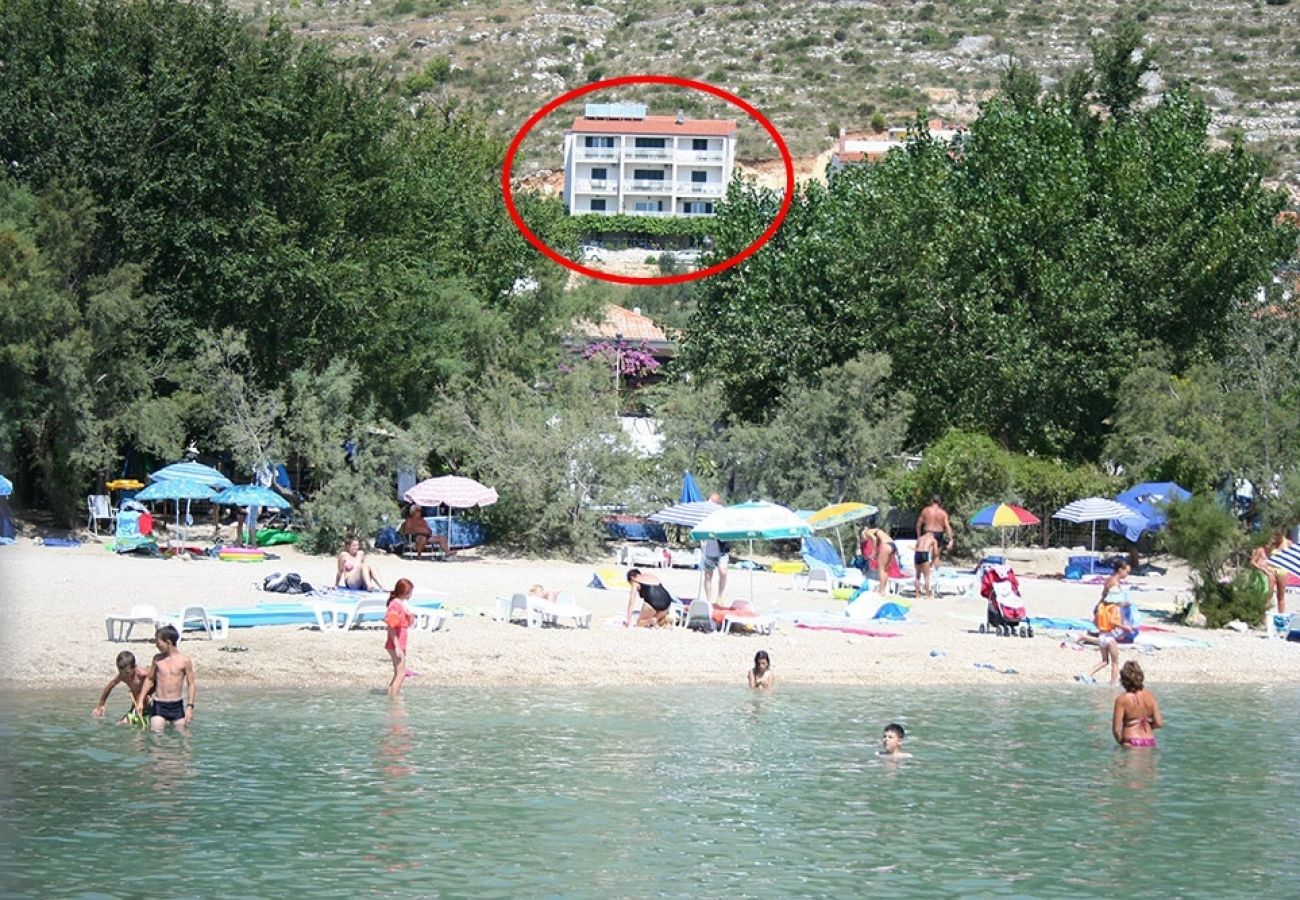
[
  {"left": 210, "top": 484, "right": 290, "bottom": 510},
  {"left": 1269, "top": 544, "right": 1300, "bottom": 580},
  {"left": 135, "top": 479, "right": 216, "bottom": 544},
  {"left": 149, "top": 461, "right": 233, "bottom": 489},
  {"left": 0, "top": 474, "right": 11, "bottom": 497}
]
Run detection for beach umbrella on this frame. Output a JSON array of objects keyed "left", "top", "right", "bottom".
[
  {"left": 212, "top": 484, "right": 290, "bottom": 547},
  {"left": 691, "top": 501, "right": 814, "bottom": 603},
  {"left": 970, "top": 503, "right": 1040, "bottom": 551},
  {"left": 807, "top": 501, "right": 879, "bottom": 559},
  {"left": 648, "top": 499, "right": 722, "bottom": 527},
  {"left": 135, "top": 478, "right": 217, "bottom": 544},
  {"left": 1269, "top": 544, "right": 1300, "bottom": 579},
  {"left": 105, "top": 479, "right": 144, "bottom": 491},
  {"left": 149, "top": 461, "right": 233, "bottom": 489},
  {"left": 1108, "top": 482, "right": 1191, "bottom": 541},
  {"left": 0, "top": 474, "right": 11, "bottom": 497},
  {"left": 403, "top": 475, "right": 498, "bottom": 551},
  {"left": 1053, "top": 497, "right": 1146, "bottom": 553},
  {"left": 679, "top": 470, "right": 704, "bottom": 504}
]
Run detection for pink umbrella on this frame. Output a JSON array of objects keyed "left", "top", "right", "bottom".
[{"left": 402, "top": 476, "right": 498, "bottom": 550}]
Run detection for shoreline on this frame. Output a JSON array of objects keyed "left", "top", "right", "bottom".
[{"left": 2, "top": 538, "right": 1295, "bottom": 691}]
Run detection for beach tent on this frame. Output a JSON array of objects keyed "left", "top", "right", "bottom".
[{"left": 1107, "top": 482, "right": 1191, "bottom": 542}]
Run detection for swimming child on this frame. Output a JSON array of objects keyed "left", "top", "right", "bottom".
[
  {"left": 385, "top": 578, "right": 416, "bottom": 697},
  {"left": 879, "top": 722, "right": 913, "bottom": 759},
  {"left": 135, "top": 626, "right": 197, "bottom": 731},
  {"left": 747, "top": 650, "right": 774, "bottom": 689},
  {"left": 1112, "top": 660, "right": 1163, "bottom": 748},
  {"left": 92, "top": 651, "right": 150, "bottom": 723}
]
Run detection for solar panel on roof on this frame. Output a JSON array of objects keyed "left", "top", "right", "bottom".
[{"left": 584, "top": 102, "right": 646, "bottom": 120}]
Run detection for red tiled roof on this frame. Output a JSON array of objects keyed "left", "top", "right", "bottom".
[
  {"left": 572, "top": 304, "right": 669, "bottom": 342},
  {"left": 570, "top": 115, "right": 736, "bottom": 137}
]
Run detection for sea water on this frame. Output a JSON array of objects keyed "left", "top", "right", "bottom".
[{"left": 1, "top": 685, "right": 1297, "bottom": 897}]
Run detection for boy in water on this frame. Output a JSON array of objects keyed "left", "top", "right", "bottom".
[
  {"left": 135, "top": 625, "right": 197, "bottom": 730},
  {"left": 879, "top": 723, "right": 913, "bottom": 759},
  {"left": 92, "top": 651, "right": 150, "bottom": 722}
]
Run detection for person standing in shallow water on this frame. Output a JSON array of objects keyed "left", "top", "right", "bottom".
[
  {"left": 1113, "top": 660, "right": 1163, "bottom": 748},
  {"left": 747, "top": 651, "right": 774, "bottom": 689},
  {"left": 385, "top": 579, "right": 416, "bottom": 697}
]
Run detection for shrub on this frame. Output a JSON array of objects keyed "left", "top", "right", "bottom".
[{"left": 1163, "top": 496, "right": 1268, "bottom": 627}]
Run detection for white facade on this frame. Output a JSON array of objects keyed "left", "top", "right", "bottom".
[{"left": 563, "top": 108, "right": 736, "bottom": 217}]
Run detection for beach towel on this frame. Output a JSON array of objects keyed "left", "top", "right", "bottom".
[
  {"left": 795, "top": 624, "right": 901, "bottom": 637},
  {"left": 40, "top": 537, "right": 81, "bottom": 548}
]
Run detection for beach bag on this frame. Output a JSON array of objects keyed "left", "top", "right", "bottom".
[{"left": 262, "top": 572, "right": 312, "bottom": 594}]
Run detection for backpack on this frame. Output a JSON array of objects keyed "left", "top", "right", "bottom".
[{"left": 262, "top": 572, "right": 313, "bottom": 594}]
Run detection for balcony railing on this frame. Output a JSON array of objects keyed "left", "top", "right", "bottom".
[
  {"left": 628, "top": 179, "right": 672, "bottom": 193},
  {"left": 624, "top": 148, "right": 672, "bottom": 160},
  {"left": 574, "top": 148, "right": 618, "bottom": 161},
  {"left": 624, "top": 209, "right": 674, "bottom": 217},
  {"left": 675, "top": 181, "right": 725, "bottom": 195},
  {"left": 573, "top": 178, "right": 619, "bottom": 192},
  {"left": 676, "top": 151, "right": 725, "bottom": 163}
]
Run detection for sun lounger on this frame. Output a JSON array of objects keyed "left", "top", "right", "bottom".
[
  {"left": 533, "top": 592, "right": 593, "bottom": 628},
  {"left": 105, "top": 604, "right": 162, "bottom": 641},
  {"left": 720, "top": 601, "right": 774, "bottom": 636},
  {"left": 311, "top": 595, "right": 388, "bottom": 631},
  {"left": 159, "top": 605, "right": 229, "bottom": 641}
]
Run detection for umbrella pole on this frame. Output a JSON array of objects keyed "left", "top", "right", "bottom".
[{"left": 749, "top": 538, "right": 755, "bottom": 605}]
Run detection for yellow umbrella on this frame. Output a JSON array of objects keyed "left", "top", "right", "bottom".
[
  {"left": 808, "top": 502, "right": 880, "bottom": 561},
  {"left": 106, "top": 479, "right": 144, "bottom": 491}
]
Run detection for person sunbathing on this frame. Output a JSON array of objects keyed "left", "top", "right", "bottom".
[
  {"left": 335, "top": 536, "right": 384, "bottom": 591},
  {"left": 528, "top": 584, "right": 560, "bottom": 602},
  {"left": 400, "top": 505, "right": 451, "bottom": 559}
]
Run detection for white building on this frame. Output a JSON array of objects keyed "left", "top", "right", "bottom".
[{"left": 563, "top": 103, "right": 736, "bottom": 217}]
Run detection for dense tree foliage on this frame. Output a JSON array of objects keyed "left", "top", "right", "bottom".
[{"left": 684, "top": 54, "right": 1296, "bottom": 461}]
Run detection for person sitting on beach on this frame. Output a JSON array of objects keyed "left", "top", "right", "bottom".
[
  {"left": 748, "top": 650, "right": 774, "bottom": 689},
  {"left": 879, "top": 722, "right": 913, "bottom": 759},
  {"left": 335, "top": 536, "right": 384, "bottom": 591},
  {"left": 135, "top": 625, "right": 196, "bottom": 731},
  {"left": 384, "top": 578, "right": 416, "bottom": 697},
  {"left": 1112, "top": 661, "right": 1163, "bottom": 748},
  {"left": 860, "top": 527, "right": 898, "bottom": 597},
  {"left": 400, "top": 504, "right": 451, "bottom": 559},
  {"left": 92, "top": 651, "right": 150, "bottom": 723},
  {"left": 913, "top": 531, "right": 939, "bottom": 599},
  {"left": 626, "top": 568, "right": 675, "bottom": 628},
  {"left": 1251, "top": 531, "right": 1288, "bottom": 615},
  {"left": 528, "top": 584, "right": 560, "bottom": 603}
]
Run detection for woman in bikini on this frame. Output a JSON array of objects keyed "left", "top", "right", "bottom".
[
  {"left": 1112, "top": 660, "right": 1163, "bottom": 748},
  {"left": 1250, "top": 531, "right": 1288, "bottom": 615},
  {"left": 335, "top": 536, "right": 383, "bottom": 591},
  {"left": 860, "top": 527, "right": 898, "bottom": 596},
  {"left": 625, "top": 568, "right": 675, "bottom": 627}
]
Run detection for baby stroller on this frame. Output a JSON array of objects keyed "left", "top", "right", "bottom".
[{"left": 977, "top": 563, "right": 1032, "bottom": 637}]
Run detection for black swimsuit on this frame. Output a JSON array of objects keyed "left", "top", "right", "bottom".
[{"left": 637, "top": 582, "right": 674, "bottom": 612}]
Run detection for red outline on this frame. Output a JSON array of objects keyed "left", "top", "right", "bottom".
[{"left": 501, "top": 75, "right": 794, "bottom": 286}]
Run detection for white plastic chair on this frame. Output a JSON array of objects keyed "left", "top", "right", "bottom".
[
  {"left": 160, "top": 606, "right": 228, "bottom": 641},
  {"left": 682, "top": 598, "right": 713, "bottom": 631},
  {"left": 87, "top": 494, "right": 116, "bottom": 535}
]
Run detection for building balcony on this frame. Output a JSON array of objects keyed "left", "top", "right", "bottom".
[
  {"left": 574, "top": 148, "right": 619, "bottom": 161},
  {"left": 675, "top": 181, "right": 725, "bottom": 196},
  {"left": 573, "top": 178, "right": 619, "bottom": 193},
  {"left": 624, "top": 148, "right": 673, "bottom": 161},
  {"left": 628, "top": 179, "right": 672, "bottom": 193},
  {"left": 622, "top": 208, "right": 675, "bottom": 217},
  {"left": 676, "top": 151, "right": 726, "bottom": 163}
]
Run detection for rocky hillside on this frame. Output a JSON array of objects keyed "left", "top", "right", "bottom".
[{"left": 240, "top": 0, "right": 1300, "bottom": 199}]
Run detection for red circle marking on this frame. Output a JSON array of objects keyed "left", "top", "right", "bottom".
[{"left": 501, "top": 75, "right": 794, "bottom": 286}]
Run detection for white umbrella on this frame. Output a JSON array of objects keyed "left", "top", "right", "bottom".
[
  {"left": 690, "top": 501, "right": 814, "bottom": 604},
  {"left": 1052, "top": 497, "right": 1147, "bottom": 554},
  {"left": 403, "top": 475, "right": 498, "bottom": 551},
  {"left": 648, "top": 500, "right": 722, "bottom": 527}
]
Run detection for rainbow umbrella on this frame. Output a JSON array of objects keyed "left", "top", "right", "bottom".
[
  {"left": 808, "top": 502, "right": 879, "bottom": 560},
  {"left": 970, "top": 503, "right": 1040, "bottom": 551},
  {"left": 970, "top": 504, "right": 1039, "bottom": 527}
]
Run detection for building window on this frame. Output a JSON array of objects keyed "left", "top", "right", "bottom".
[
  {"left": 591, "top": 167, "right": 607, "bottom": 180},
  {"left": 632, "top": 169, "right": 665, "bottom": 181},
  {"left": 634, "top": 137, "right": 666, "bottom": 148},
  {"left": 590, "top": 199, "right": 607, "bottom": 212},
  {"left": 691, "top": 170, "right": 707, "bottom": 183},
  {"left": 693, "top": 138, "right": 709, "bottom": 151},
  {"left": 634, "top": 200, "right": 664, "bottom": 212},
  {"left": 584, "top": 136, "right": 614, "bottom": 148},
  {"left": 684, "top": 201, "right": 714, "bottom": 214}
]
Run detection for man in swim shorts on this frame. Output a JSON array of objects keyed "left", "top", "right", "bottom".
[
  {"left": 913, "top": 532, "right": 938, "bottom": 599},
  {"left": 136, "top": 625, "right": 197, "bottom": 730},
  {"left": 701, "top": 493, "right": 729, "bottom": 604},
  {"left": 915, "top": 495, "right": 953, "bottom": 569}
]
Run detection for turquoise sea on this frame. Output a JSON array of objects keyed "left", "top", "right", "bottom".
[{"left": 1, "top": 685, "right": 1297, "bottom": 897}]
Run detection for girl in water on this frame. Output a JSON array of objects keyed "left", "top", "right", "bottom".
[
  {"left": 747, "top": 650, "right": 774, "bottom": 689},
  {"left": 384, "top": 578, "right": 416, "bottom": 697},
  {"left": 1112, "top": 660, "right": 1163, "bottom": 748},
  {"left": 335, "top": 536, "right": 383, "bottom": 591},
  {"left": 625, "top": 568, "right": 675, "bottom": 627}
]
